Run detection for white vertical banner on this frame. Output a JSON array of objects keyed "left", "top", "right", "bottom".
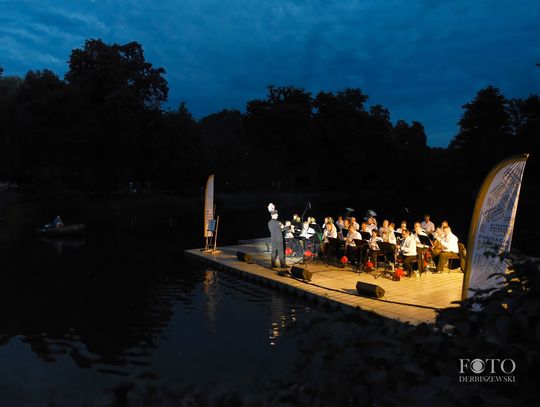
[
  {"left": 204, "top": 175, "right": 214, "bottom": 238},
  {"left": 462, "top": 155, "right": 529, "bottom": 300}
]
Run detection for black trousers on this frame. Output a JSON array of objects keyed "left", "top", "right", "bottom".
[
  {"left": 403, "top": 255, "right": 417, "bottom": 276},
  {"left": 271, "top": 239, "right": 285, "bottom": 267}
]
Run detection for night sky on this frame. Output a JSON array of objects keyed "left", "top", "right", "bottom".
[{"left": 1, "top": 0, "right": 539, "bottom": 146}]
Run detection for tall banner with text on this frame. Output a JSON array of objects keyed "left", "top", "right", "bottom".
[
  {"left": 462, "top": 155, "right": 529, "bottom": 300},
  {"left": 204, "top": 175, "right": 214, "bottom": 238}
]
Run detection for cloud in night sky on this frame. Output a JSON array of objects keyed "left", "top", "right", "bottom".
[{"left": 1, "top": 0, "right": 539, "bottom": 146}]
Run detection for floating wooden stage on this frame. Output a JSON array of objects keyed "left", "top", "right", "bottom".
[{"left": 185, "top": 238, "right": 464, "bottom": 325}]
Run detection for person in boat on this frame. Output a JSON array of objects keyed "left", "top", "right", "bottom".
[
  {"left": 53, "top": 215, "right": 64, "bottom": 229},
  {"left": 44, "top": 215, "right": 64, "bottom": 229}
]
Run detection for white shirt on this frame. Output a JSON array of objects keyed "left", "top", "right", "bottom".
[
  {"left": 441, "top": 232, "right": 459, "bottom": 253},
  {"left": 323, "top": 227, "right": 337, "bottom": 243},
  {"left": 369, "top": 236, "right": 382, "bottom": 251},
  {"left": 366, "top": 224, "right": 377, "bottom": 233},
  {"left": 353, "top": 222, "right": 360, "bottom": 231},
  {"left": 300, "top": 226, "right": 315, "bottom": 239},
  {"left": 346, "top": 231, "right": 361, "bottom": 247},
  {"left": 387, "top": 231, "right": 397, "bottom": 245},
  {"left": 421, "top": 220, "right": 435, "bottom": 235},
  {"left": 400, "top": 235, "right": 417, "bottom": 256}
]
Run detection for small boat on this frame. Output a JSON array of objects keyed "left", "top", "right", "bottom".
[{"left": 36, "top": 224, "right": 86, "bottom": 236}]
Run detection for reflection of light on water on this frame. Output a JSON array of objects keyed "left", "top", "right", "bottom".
[
  {"left": 203, "top": 269, "right": 219, "bottom": 333},
  {"left": 268, "top": 307, "right": 305, "bottom": 346}
]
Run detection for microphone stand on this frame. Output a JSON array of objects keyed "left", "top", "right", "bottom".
[{"left": 301, "top": 202, "right": 310, "bottom": 223}]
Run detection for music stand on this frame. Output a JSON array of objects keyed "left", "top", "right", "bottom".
[
  {"left": 353, "top": 239, "right": 369, "bottom": 272},
  {"left": 325, "top": 237, "right": 340, "bottom": 266},
  {"left": 360, "top": 231, "right": 371, "bottom": 240},
  {"left": 374, "top": 242, "right": 396, "bottom": 279},
  {"left": 417, "top": 234, "right": 432, "bottom": 247}
]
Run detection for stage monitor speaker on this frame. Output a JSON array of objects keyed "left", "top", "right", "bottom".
[
  {"left": 290, "top": 266, "right": 312, "bottom": 281},
  {"left": 236, "top": 251, "right": 252, "bottom": 263},
  {"left": 356, "top": 281, "right": 385, "bottom": 298}
]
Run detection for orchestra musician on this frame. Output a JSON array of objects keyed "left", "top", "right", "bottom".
[
  {"left": 413, "top": 222, "right": 428, "bottom": 274},
  {"left": 421, "top": 214, "right": 435, "bottom": 236},
  {"left": 399, "top": 228, "right": 417, "bottom": 277},
  {"left": 366, "top": 216, "right": 378, "bottom": 232},
  {"left": 360, "top": 222, "right": 369, "bottom": 234},
  {"left": 368, "top": 229, "right": 383, "bottom": 269},
  {"left": 432, "top": 220, "right": 449, "bottom": 256},
  {"left": 299, "top": 221, "right": 315, "bottom": 239},
  {"left": 283, "top": 220, "right": 300, "bottom": 254},
  {"left": 387, "top": 222, "right": 397, "bottom": 244},
  {"left": 322, "top": 221, "right": 338, "bottom": 261},
  {"left": 351, "top": 217, "right": 360, "bottom": 231},
  {"left": 344, "top": 224, "right": 362, "bottom": 266},
  {"left": 379, "top": 219, "right": 389, "bottom": 236},
  {"left": 395, "top": 221, "right": 407, "bottom": 234},
  {"left": 435, "top": 225, "right": 459, "bottom": 272},
  {"left": 336, "top": 216, "right": 345, "bottom": 230},
  {"left": 292, "top": 213, "right": 302, "bottom": 229}
]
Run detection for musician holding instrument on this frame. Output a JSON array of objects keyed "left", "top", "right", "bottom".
[
  {"left": 368, "top": 229, "right": 383, "bottom": 269},
  {"left": 399, "top": 228, "right": 417, "bottom": 277},
  {"left": 413, "top": 222, "right": 429, "bottom": 274},
  {"left": 388, "top": 223, "right": 397, "bottom": 245},
  {"left": 322, "top": 221, "right": 338, "bottom": 261},
  {"left": 345, "top": 224, "right": 362, "bottom": 266},
  {"left": 366, "top": 217, "right": 378, "bottom": 232},
  {"left": 421, "top": 214, "right": 435, "bottom": 236},
  {"left": 435, "top": 226, "right": 459, "bottom": 272},
  {"left": 395, "top": 221, "right": 407, "bottom": 234},
  {"left": 336, "top": 216, "right": 345, "bottom": 230}
]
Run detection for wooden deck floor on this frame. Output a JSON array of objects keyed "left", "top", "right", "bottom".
[{"left": 185, "top": 238, "right": 464, "bottom": 325}]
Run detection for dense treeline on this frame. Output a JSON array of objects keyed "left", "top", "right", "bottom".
[{"left": 0, "top": 39, "right": 539, "bottom": 201}]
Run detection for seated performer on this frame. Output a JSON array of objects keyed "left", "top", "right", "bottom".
[
  {"left": 379, "top": 219, "right": 389, "bottom": 236},
  {"left": 368, "top": 229, "right": 383, "bottom": 269},
  {"left": 291, "top": 213, "right": 302, "bottom": 233},
  {"left": 395, "top": 221, "right": 407, "bottom": 234},
  {"left": 399, "top": 229, "right": 417, "bottom": 277},
  {"left": 366, "top": 216, "right": 378, "bottom": 232},
  {"left": 387, "top": 223, "right": 397, "bottom": 244},
  {"left": 421, "top": 214, "right": 435, "bottom": 236},
  {"left": 283, "top": 220, "right": 299, "bottom": 254},
  {"left": 299, "top": 221, "right": 315, "bottom": 240},
  {"left": 435, "top": 226, "right": 459, "bottom": 272},
  {"left": 351, "top": 217, "right": 360, "bottom": 231},
  {"left": 360, "top": 222, "right": 369, "bottom": 234},
  {"left": 336, "top": 216, "right": 345, "bottom": 230},
  {"left": 322, "top": 221, "right": 338, "bottom": 261},
  {"left": 345, "top": 224, "right": 362, "bottom": 265},
  {"left": 433, "top": 220, "right": 449, "bottom": 241},
  {"left": 413, "top": 222, "right": 429, "bottom": 274}
]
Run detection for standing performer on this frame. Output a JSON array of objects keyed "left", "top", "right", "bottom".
[{"left": 268, "top": 209, "right": 286, "bottom": 269}]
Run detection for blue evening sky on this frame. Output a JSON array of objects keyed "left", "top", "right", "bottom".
[{"left": 1, "top": 0, "right": 539, "bottom": 146}]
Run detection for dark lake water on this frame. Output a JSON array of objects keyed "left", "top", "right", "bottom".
[{"left": 0, "top": 195, "right": 336, "bottom": 406}]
